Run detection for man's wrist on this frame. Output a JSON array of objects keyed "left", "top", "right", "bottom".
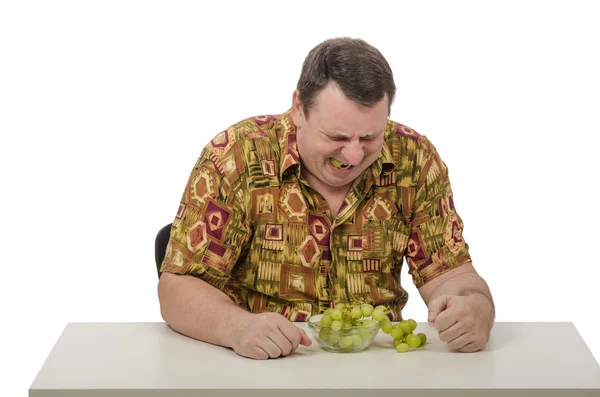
[
  {"left": 459, "top": 287, "right": 492, "bottom": 301},
  {"left": 460, "top": 288, "right": 495, "bottom": 326},
  {"left": 220, "top": 305, "right": 253, "bottom": 347}
]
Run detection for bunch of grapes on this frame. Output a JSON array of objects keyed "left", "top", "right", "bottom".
[
  {"left": 318, "top": 303, "right": 427, "bottom": 352},
  {"left": 381, "top": 318, "right": 427, "bottom": 353},
  {"left": 317, "top": 303, "right": 382, "bottom": 349}
]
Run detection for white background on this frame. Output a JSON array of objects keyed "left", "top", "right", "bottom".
[{"left": 1, "top": 0, "right": 599, "bottom": 395}]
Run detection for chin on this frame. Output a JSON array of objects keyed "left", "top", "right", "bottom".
[
  {"left": 327, "top": 175, "right": 356, "bottom": 186},
  {"left": 327, "top": 180, "right": 350, "bottom": 187}
]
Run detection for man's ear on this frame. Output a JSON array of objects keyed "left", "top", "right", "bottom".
[{"left": 291, "top": 90, "right": 304, "bottom": 127}]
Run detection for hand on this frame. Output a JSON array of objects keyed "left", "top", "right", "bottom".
[
  {"left": 230, "top": 312, "right": 312, "bottom": 359},
  {"left": 427, "top": 294, "right": 492, "bottom": 353}
]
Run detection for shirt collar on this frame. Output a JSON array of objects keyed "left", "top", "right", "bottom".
[
  {"left": 278, "top": 110, "right": 301, "bottom": 176},
  {"left": 372, "top": 141, "right": 395, "bottom": 180}
]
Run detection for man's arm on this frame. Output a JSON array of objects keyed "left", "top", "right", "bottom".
[
  {"left": 417, "top": 262, "right": 495, "bottom": 352},
  {"left": 158, "top": 272, "right": 311, "bottom": 359},
  {"left": 158, "top": 272, "right": 249, "bottom": 347},
  {"left": 418, "top": 262, "right": 494, "bottom": 314}
]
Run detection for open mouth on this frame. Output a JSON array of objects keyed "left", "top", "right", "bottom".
[{"left": 330, "top": 158, "right": 352, "bottom": 170}]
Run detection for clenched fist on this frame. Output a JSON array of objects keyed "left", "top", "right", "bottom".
[{"left": 427, "top": 294, "right": 493, "bottom": 353}]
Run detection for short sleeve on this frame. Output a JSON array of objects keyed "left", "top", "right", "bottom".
[
  {"left": 160, "top": 133, "right": 251, "bottom": 291},
  {"left": 405, "top": 136, "right": 472, "bottom": 288}
]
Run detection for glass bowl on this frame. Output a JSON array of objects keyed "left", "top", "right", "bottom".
[{"left": 307, "top": 313, "right": 381, "bottom": 353}]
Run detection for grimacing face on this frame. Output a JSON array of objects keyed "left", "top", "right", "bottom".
[{"left": 291, "top": 82, "right": 389, "bottom": 196}]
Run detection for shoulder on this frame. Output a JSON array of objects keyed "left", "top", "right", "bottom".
[
  {"left": 205, "top": 113, "right": 282, "bottom": 152},
  {"left": 193, "top": 113, "right": 285, "bottom": 187},
  {"left": 384, "top": 119, "right": 439, "bottom": 158}
]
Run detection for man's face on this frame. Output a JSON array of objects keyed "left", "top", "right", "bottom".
[{"left": 292, "top": 82, "right": 389, "bottom": 193}]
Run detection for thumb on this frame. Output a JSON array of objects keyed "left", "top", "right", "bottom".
[
  {"left": 428, "top": 295, "right": 451, "bottom": 322},
  {"left": 299, "top": 328, "right": 312, "bottom": 346}
]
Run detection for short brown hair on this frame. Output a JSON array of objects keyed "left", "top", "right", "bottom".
[{"left": 296, "top": 37, "right": 396, "bottom": 116}]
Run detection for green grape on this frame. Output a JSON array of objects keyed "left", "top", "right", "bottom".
[
  {"left": 406, "top": 333, "right": 422, "bottom": 348},
  {"left": 351, "top": 334, "right": 363, "bottom": 346},
  {"left": 360, "top": 304, "right": 374, "bottom": 317},
  {"left": 358, "top": 327, "right": 371, "bottom": 340},
  {"left": 399, "top": 320, "right": 413, "bottom": 334},
  {"left": 324, "top": 308, "right": 333, "bottom": 316},
  {"left": 374, "top": 305, "right": 387, "bottom": 312},
  {"left": 320, "top": 314, "right": 333, "bottom": 326},
  {"left": 342, "top": 320, "right": 353, "bottom": 329},
  {"left": 417, "top": 332, "right": 427, "bottom": 345},
  {"left": 319, "top": 328, "right": 331, "bottom": 341},
  {"left": 393, "top": 338, "right": 404, "bottom": 348},
  {"left": 395, "top": 342, "right": 410, "bottom": 353},
  {"left": 334, "top": 303, "right": 346, "bottom": 310},
  {"left": 351, "top": 306, "right": 363, "bottom": 319},
  {"left": 331, "top": 309, "right": 343, "bottom": 321},
  {"left": 331, "top": 320, "right": 342, "bottom": 332},
  {"left": 407, "top": 319, "right": 417, "bottom": 333},
  {"left": 329, "top": 332, "right": 341, "bottom": 345},
  {"left": 339, "top": 336, "right": 353, "bottom": 348},
  {"left": 362, "top": 319, "right": 377, "bottom": 328},
  {"left": 390, "top": 324, "right": 404, "bottom": 340},
  {"left": 372, "top": 309, "right": 387, "bottom": 321},
  {"left": 381, "top": 320, "right": 393, "bottom": 334}
]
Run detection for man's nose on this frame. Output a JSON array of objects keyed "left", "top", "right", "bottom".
[{"left": 341, "top": 143, "right": 364, "bottom": 166}]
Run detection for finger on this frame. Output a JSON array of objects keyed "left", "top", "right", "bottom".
[
  {"left": 458, "top": 342, "right": 480, "bottom": 353},
  {"left": 438, "top": 321, "right": 464, "bottom": 343},
  {"left": 278, "top": 320, "right": 313, "bottom": 348},
  {"left": 267, "top": 330, "right": 294, "bottom": 356},
  {"left": 259, "top": 337, "right": 283, "bottom": 359},
  {"left": 427, "top": 295, "right": 450, "bottom": 322},
  {"left": 447, "top": 332, "right": 472, "bottom": 351},
  {"left": 277, "top": 321, "right": 303, "bottom": 350},
  {"left": 434, "top": 306, "right": 458, "bottom": 332},
  {"left": 244, "top": 346, "right": 269, "bottom": 360},
  {"left": 299, "top": 329, "right": 312, "bottom": 346}
]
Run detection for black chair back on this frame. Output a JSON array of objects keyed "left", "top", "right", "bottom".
[{"left": 154, "top": 223, "right": 173, "bottom": 278}]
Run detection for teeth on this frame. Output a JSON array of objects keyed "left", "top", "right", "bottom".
[{"left": 330, "top": 158, "right": 350, "bottom": 169}]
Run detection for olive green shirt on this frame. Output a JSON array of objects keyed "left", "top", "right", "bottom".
[{"left": 160, "top": 111, "right": 472, "bottom": 321}]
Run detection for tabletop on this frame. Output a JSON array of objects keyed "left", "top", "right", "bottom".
[{"left": 29, "top": 321, "right": 600, "bottom": 397}]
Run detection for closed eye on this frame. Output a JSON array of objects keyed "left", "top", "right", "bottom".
[
  {"left": 328, "top": 136, "right": 346, "bottom": 141},
  {"left": 325, "top": 133, "right": 379, "bottom": 141}
]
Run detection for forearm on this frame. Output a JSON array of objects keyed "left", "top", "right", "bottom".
[
  {"left": 157, "top": 272, "right": 252, "bottom": 347},
  {"left": 429, "top": 272, "right": 495, "bottom": 324}
]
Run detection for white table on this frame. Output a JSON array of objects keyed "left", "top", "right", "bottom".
[{"left": 29, "top": 322, "right": 600, "bottom": 396}]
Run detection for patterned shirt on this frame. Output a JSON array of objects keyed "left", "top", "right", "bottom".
[{"left": 160, "top": 110, "right": 472, "bottom": 321}]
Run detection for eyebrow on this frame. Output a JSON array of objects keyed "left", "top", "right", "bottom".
[{"left": 321, "top": 129, "right": 383, "bottom": 139}]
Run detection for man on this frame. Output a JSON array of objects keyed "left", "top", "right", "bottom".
[{"left": 158, "top": 37, "right": 495, "bottom": 360}]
